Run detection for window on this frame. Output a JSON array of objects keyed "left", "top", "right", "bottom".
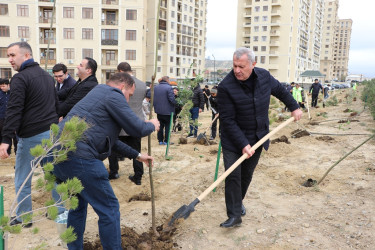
[
  {"left": 254, "top": 16, "right": 259, "bottom": 22},
  {"left": 82, "top": 28, "right": 93, "bottom": 40},
  {"left": 0, "top": 4, "right": 8, "bottom": 15},
  {"left": 189, "top": 17, "right": 192, "bottom": 23},
  {"left": 263, "top": 6, "right": 268, "bottom": 11},
  {"left": 253, "top": 36, "right": 258, "bottom": 42},
  {"left": 184, "top": 15, "right": 187, "bottom": 21},
  {"left": 0, "top": 68, "right": 12, "bottom": 79},
  {"left": 157, "top": 67, "right": 161, "bottom": 73},
  {"left": 261, "top": 46, "right": 266, "bottom": 51},
  {"left": 18, "top": 26, "right": 29, "bottom": 38},
  {"left": 101, "top": 29, "right": 118, "bottom": 41},
  {"left": 0, "top": 26, "right": 10, "bottom": 37},
  {"left": 254, "top": 26, "right": 259, "bottom": 32},
  {"left": 262, "top": 26, "right": 267, "bottom": 31},
  {"left": 17, "top": 5, "right": 29, "bottom": 17},
  {"left": 63, "top": 28, "right": 74, "bottom": 39},
  {"left": 170, "top": 56, "right": 174, "bottom": 62},
  {"left": 63, "top": 7, "right": 74, "bottom": 18},
  {"left": 253, "top": 46, "right": 258, "bottom": 51},
  {"left": 0, "top": 47, "right": 7, "bottom": 57},
  {"left": 261, "top": 36, "right": 267, "bottom": 41},
  {"left": 170, "top": 44, "right": 174, "bottom": 51},
  {"left": 126, "top": 10, "right": 137, "bottom": 20},
  {"left": 184, "top": 4, "right": 187, "bottom": 11},
  {"left": 126, "top": 50, "right": 136, "bottom": 60},
  {"left": 255, "top": 6, "right": 260, "bottom": 12},
  {"left": 126, "top": 30, "right": 136, "bottom": 40},
  {"left": 172, "top": 0, "right": 175, "bottom": 7},
  {"left": 170, "top": 67, "right": 173, "bottom": 74},
  {"left": 82, "top": 8, "right": 93, "bottom": 19},
  {"left": 171, "top": 33, "right": 174, "bottom": 40},
  {"left": 260, "top": 56, "right": 265, "bottom": 64},
  {"left": 171, "top": 11, "right": 175, "bottom": 18},
  {"left": 82, "top": 48, "right": 93, "bottom": 58},
  {"left": 262, "top": 16, "right": 268, "bottom": 21},
  {"left": 64, "top": 48, "right": 75, "bottom": 59},
  {"left": 157, "top": 55, "right": 161, "bottom": 62},
  {"left": 190, "top": 6, "right": 193, "bottom": 13},
  {"left": 171, "top": 22, "right": 175, "bottom": 29}
]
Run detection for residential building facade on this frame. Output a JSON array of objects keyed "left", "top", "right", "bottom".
[
  {"left": 333, "top": 18, "right": 352, "bottom": 81},
  {"left": 0, "top": 0, "right": 207, "bottom": 83},
  {"left": 236, "top": 0, "right": 324, "bottom": 83}
]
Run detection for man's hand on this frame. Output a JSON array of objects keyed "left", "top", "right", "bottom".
[
  {"left": 242, "top": 144, "right": 255, "bottom": 159},
  {"left": 59, "top": 116, "right": 64, "bottom": 123},
  {"left": 291, "top": 109, "right": 303, "bottom": 121},
  {"left": 0, "top": 143, "right": 10, "bottom": 159},
  {"left": 199, "top": 108, "right": 202, "bottom": 113},
  {"left": 136, "top": 153, "right": 154, "bottom": 167},
  {"left": 148, "top": 119, "right": 160, "bottom": 131}
]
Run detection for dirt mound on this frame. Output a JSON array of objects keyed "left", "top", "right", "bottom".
[
  {"left": 128, "top": 193, "right": 151, "bottom": 202},
  {"left": 291, "top": 129, "right": 310, "bottom": 138},
  {"left": 316, "top": 136, "right": 334, "bottom": 142},
  {"left": 308, "top": 121, "right": 319, "bottom": 125},
  {"left": 271, "top": 135, "right": 290, "bottom": 144},
  {"left": 343, "top": 108, "right": 352, "bottom": 113},
  {"left": 350, "top": 112, "right": 358, "bottom": 116},
  {"left": 209, "top": 149, "right": 218, "bottom": 155},
  {"left": 338, "top": 119, "right": 360, "bottom": 123},
  {"left": 83, "top": 225, "right": 176, "bottom": 250}
]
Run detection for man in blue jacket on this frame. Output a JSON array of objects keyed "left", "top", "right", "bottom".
[
  {"left": 153, "top": 76, "right": 176, "bottom": 145},
  {"left": 52, "top": 63, "right": 76, "bottom": 93},
  {"left": 217, "top": 47, "right": 302, "bottom": 228},
  {"left": 53, "top": 72, "right": 160, "bottom": 249}
]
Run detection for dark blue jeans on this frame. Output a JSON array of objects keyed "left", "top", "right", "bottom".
[
  {"left": 54, "top": 156, "right": 121, "bottom": 250},
  {"left": 157, "top": 114, "right": 172, "bottom": 143},
  {"left": 222, "top": 147, "right": 262, "bottom": 218},
  {"left": 189, "top": 107, "right": 200, "bottom": 136}
]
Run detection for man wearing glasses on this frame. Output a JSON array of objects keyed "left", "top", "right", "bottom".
[{"left": 52, "top": 63, "right": 76, "bottom": 93}]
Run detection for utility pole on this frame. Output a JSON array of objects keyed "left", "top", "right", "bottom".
[{"left": 212, "top": 54, "right": 216, "bottom": 83}]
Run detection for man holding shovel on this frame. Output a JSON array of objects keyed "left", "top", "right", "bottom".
[{"left": 217, "top": 47, "right": 302, "bottom": 228}]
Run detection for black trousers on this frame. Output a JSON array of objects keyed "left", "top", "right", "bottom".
[
  {"left": 211, "top": 113, "right": 218, "bottom": 139},
  {"left": 204, "top": 97, "right": 209, "bottom": 111},
  {"left": 222, "top": 147, "right": 262, "bottom": 218},
  {"left": 311, "top": 93, "right": 319, "bottom": 107},
  {"left": 108, "top": 136, "right": 143, "bottom": 179},
  {"left": 0, "top": 118, "right": 18, "bottom": 155},
  {"left": 157, "top": 114, "right": 171, "bottom": 143}
]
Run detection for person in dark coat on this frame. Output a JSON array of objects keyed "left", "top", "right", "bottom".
[
  {"left": 217, "top": 47, "right": 302, "bottom": 228},
  {"left": 153, "top": 76, "right": 176, "bottom": 144},
  {"left": 53, "top": 72, "right": 159, "bottom": 249},
  {"left": 52, "top": 63, "right": 76, "bottom": 93},
  {"left": 309, "top": 79, "right": 323, "bottom": 107},
  {"left": 187, "top": 81, "right": 204, "bottom": 138},
  {"left": 57, "top": 57, "right": 98, "bottom": 119},
  {"left": 209, "top": 87, "right": 219, "bottom": 140},
  {"left": 203, "top": 84, "right": 211, "bottom": 111}
]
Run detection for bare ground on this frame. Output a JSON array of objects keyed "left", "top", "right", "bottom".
[{"left": 1, "top": 87, "right": 375, "bottom": 249}]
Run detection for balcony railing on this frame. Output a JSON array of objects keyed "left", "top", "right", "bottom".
[
  {"left": 102, "top": 59, "right": 118, "bottom": 65},
  {"left": 39, "top": 38, "right": 56, "bottom": 44},
  {"left": 40, "top": 58, "right": 56, "bottom": 64},
  {"left": 39, "top": 17, "right": 56, "bottom": 23},
  {"left": 102, "top": 0, "right": 118, "bottom": 5},
  {"left": 39, "top": 0, "right": 54, "bottom": 2},
  {"left": 101, "top": 19, "right": 118, "bottom": 25},
  {"left": 101, "top": 39, "right": 118, "bottom": 45}
]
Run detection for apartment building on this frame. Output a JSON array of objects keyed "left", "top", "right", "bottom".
[
  {"left": 0, "top": 0, "right": 207, "bottom": 83},
  {"left": 319, "top": 0, "right": 339, "bottom": 82},
  {"left": 333, "top": 18, "right": 352, "bottom": 81},
  {"left": 146, "top": 0, "right": 207, "bottom": 82},
  {"left": 236, "top": 0, "right": 324, "bottom": 83}
]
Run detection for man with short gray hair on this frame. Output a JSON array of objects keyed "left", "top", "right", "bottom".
[{"left": 217, "top": 47, "right": 302, "bottom": 228}]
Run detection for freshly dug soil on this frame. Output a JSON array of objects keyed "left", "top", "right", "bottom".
[
  {"left": 316, "top": 136, "right": 334, "bottom": 142},
  {"left": 291, "top": 129, "right": 310, "bottom": 138},
  {"left": 271, "top": 135, "right": 290, "bottom": 144},
  {"left": 128, "top": 193, "right": 151, "bottom": 202},
  {"left": 308, "top": 121, "right": 319, "bottom": 125},
  {"left": 350, "top": 112, "right": 358, "bottom": 116}
]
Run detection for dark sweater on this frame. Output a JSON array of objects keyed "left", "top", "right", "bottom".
[
  {"left": 1, "top": 61, "right": 58, "bottom": 144},
  {"left": 192, "top": 85, "right": 204, "bottom": 109},
  {"left": 218, "top": 68, "right": 299, "bottom": 153}
]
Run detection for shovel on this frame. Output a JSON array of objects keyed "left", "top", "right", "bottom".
[
  {"left": 196, "top": 114, "right": 219, "bottom": 143},
  {"left": 167, "top": 116, "right": 296, "bottom": 226}
]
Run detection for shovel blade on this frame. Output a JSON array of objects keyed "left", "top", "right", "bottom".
[
  {"left": 167, "top": 198, "right": 200, "bottom": 226},
  {"left": 196, "top": 132, "right": 206, "bottom": 141}
]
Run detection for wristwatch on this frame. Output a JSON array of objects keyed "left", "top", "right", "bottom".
[{"left": 136, "top": 153, "right": 141, "bottom": 160}]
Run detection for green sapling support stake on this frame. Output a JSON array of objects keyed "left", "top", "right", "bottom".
[
  {"left": 213, "top": 141, "right": 222, "bottom": 192},
  {"left": 1, "top": 185, "right": 4, "bottom": 250},
  {"left": 165, "top": 112, "right": 174, "bottom": 159}
]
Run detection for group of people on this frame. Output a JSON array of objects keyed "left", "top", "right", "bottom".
[{"left": 0, "top": 42, "right": 304, "bottom": 249}]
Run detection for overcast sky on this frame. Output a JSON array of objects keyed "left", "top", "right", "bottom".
[{"left": 206, "top": 0, "right": 375, "bottom": 77}]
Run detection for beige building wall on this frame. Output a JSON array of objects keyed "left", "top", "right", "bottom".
[
  {"left": 320, "top": 0, "right": 339, "bottom": 82},
  {"left": 236, "top": 0, "right": 324, "bottom": 84},
  {"left": 146, "top": 0, "right": 207, "bottom": 83},
  {"left": 333, "top": 18, "right": 352, "bottom": 81}
]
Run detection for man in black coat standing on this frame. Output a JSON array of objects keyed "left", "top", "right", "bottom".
[
  {"left": 217, "top": 47, "right": 302, "bottom": 228},
  {"left": 309, "top": 78, "right": 323, "bottom": 107},
  {"left": 52, "top": 63, "right": 76, "bottom": 93},
  {"left": 57, "top": 57, "right": 98, "bottom": 119}
]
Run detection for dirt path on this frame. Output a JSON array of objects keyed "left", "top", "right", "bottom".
[{"left": 1, "top": 86, "right": 374, "bottom": 249}]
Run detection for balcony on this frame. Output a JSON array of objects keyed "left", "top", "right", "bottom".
[
  {"left": 101, "top": 39, "right": 118, "bottom": 45},
  {"left": 268, "top": 64, "right": 279, "bottom": 69},
  {"left": 102, "top": 19, "right": 118, "bottom": 25},
  {"left": 160, "top": 0, "right": 167, "bottom": 9},
  {"left": 243, "top": 32, "right": 251, "bottom": 38},
  {"left": 39, "top": 16, "right": 56, "bottom": 23},
  {"left": 102, "top": 0, "right": 118, "bottom": 5},
  {"left": 271, "top": 10, "right": 281, "bottom": 16},
  {"left": 244, "top": 22, "right": 251, "bottom": 27},
  {"left": 269, "top": 50, "right": 279, "bottom": 56},
  {"left": 271, "top": 0, "right": 281, "bottom": 5},
  {"left": 39, "top": 37, "right": 56, "bottom": 44},
  {"left": 102, "top": 59, "right": 118, "bottom": 65},
  {"left": 270, "top": 30, "right": 280, "bottom": 36},
  {"left": 40, "top": 58, "right": 56, "bottom": 65},
  {"left": 244, "top": 12, "right": 251, "bottom": 17},
  {"left": 244, "top": 1, "right": 252, "bottom": 8},
  {"left": 269, "top": 40, "right": 280, "bottom": 46}
]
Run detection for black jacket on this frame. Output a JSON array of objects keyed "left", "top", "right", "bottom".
[
  {"left": 56, "top": 74, "right": 76, "bottom": 92},
  {"left": 1, "top": 61, "right": 58, "bottom": 144},
  {"left": 309, "top": 83, "right": 323, "bottom": 95},
  {"left": 57, "top": 74, "right": 98, "bottom": 117},
  {"left": 217, "top": 68, "right": 299, "bottom": 153},
  {"left": 192, "top": 85, "right": 204, "bottom": 109},
  {"left": 209, "top": 95, "right": 218, "bottom": 114}
]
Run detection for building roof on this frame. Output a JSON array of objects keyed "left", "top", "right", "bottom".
[{"left": 300, "top": 70, "right": 326, "bottom": 78}]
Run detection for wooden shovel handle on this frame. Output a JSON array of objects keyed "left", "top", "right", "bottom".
[{"left": 197, "top": 116, "right": 295, "bottom": 201}]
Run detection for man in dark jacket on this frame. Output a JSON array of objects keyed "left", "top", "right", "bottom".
[
  {"left": 209, "top": 87, "right": 219, "bottom": 140},
  {"left": 57, "top": 57, "right": 98, "bottom": 119},
  {"left": 53, "top": 72, "right": 159, "bottom": 249},
  {"left": 0, "top": 42, "right": 60, "bottom": 227},
  {"left": 203, "top": 84, "right": 211, "bottom": 111},
  {"left": 153, "top": 76, "right": 176, "bottom": 144},
  {"left": 217, "top": 47, "right": 302, "bottom": 228},
  {"left": 187, "top": 81, "right": 204, "bottom": 138},
  {"left": 309, "top": 79, "right": 323, "bottom": 107},
  {"left": 52, "top": 63, "right": 76, "bottom": 93}
]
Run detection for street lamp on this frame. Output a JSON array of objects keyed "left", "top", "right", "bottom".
[{"left": 212, "top": 54, "right": 216, "bottom": 83}]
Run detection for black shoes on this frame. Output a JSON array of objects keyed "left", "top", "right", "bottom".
[
  {"left": 10, "top": 216, "right": 32, "bottom": 228},
  {"left": 129, "top": 175, "right": 141, "bottom": 185},
  {"left": 220, "top": 217, "right": 242, "bottom": 228},
  {"left": 241, "top": 204, "right": 246, "bottom": 216},
  {"left": 108, "top": 172, "right": 119, "bottom": 180}
]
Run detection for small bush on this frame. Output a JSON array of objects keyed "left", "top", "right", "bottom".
[{"left": 361, "top": 79, "right": 375, "bottom": 120}]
